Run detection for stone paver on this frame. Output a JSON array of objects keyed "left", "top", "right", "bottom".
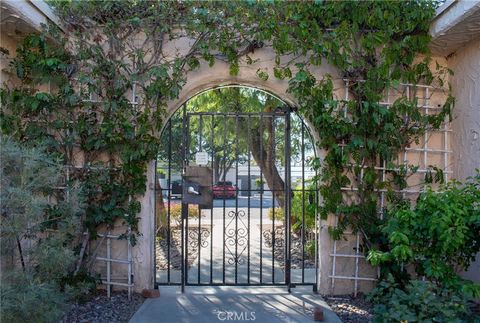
[{"left": 129, "top": 286, "right": 342, "bottom": 323}]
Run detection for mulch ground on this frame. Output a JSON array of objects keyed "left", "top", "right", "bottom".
[
  {"left": 262, "top": 226, "right": 316, "bottom": 269},
  {"left": 323, "top": 294, "right": 373, "bottom": 323},
  {"left": 61, "top": 290, "right": 144, "bottom": 323},
  {"left": 156, "top": 226, "right": 211, "bottom": 270}
]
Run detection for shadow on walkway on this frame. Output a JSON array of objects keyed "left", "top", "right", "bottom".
[{"left": 130, "top": 286, "right": 341, "bottom": 323}]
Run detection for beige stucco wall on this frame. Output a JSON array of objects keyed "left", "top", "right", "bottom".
[
  {"left": 449, "top": 39, "right": 480, "bottom": 181},
  {"left": 449, "top": 38, "right": 480, "bottom": 283},
  {"left": 0, "top": 34, "right": 17, "bottom": 87}
]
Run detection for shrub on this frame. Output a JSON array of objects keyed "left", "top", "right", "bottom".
[
  {"left": 170, "top": 203, "right": 200, "bottom": 222},
  {"left": 369, "top": 276, "right": 476, "bottom": 323},
  {"left": 157, "top": 203, "right": 200, "bottom": 228},
  {"left": 1, "top": 272, "right": 68, "bottom": 323},
  {"left": 268, "top": 207, "right": 285, "bottom": 222},
  {"left": 368, "top": 172, "right": 480, "bottom": 288},
  {"left": 368, "top": 172, "right": 480, "bottom": 321},
  {"left": 305, "top": 240, "right": 316, "bottom": 258},
  {"left": 267, "top": 185, "right": 317, "bottom": 232},
  {"left": 291, "top": 185, "right": 316, "bottom": 231},
  {"left": 0, "top": 137, "right": 87, "bottom": 321}
]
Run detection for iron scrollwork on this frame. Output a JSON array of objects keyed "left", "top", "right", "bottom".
[
  {"left": 189, "top": 227, "right": 211, "bottom": 249},
  {"left": 225, "top": 210, "right": 248, "bottom": 265}
]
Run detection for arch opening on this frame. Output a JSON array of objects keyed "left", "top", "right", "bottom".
[{"left": 154, "top": 86, "right": 319, "bottom": 290}]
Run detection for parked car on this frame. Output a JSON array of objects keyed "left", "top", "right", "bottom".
[{"left": 213, "top": 181, "right": 237, "bottom": 199}]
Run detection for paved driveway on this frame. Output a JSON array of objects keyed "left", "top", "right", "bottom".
[
  {"left": 213, "top": 196, "right": 276, "bottom": 208},
  {"left": 166, "top": 196, "right": 277, "bottom": 208}
]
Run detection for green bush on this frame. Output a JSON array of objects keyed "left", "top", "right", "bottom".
[
  {"left": 291, "top": 185, "right": 316, "bottom": 231},
  {"left": 268, "top": 207, "right": 285, "bottom": 222},
  {"left": 157, "top": 203, "right": 200, "bottom": 229},
  {"left": 0, "top": 137, "right": 89, "bottom": 322},
  {"left": 368, "top": 172, "right": 480, "bottom": 288},
  {"left": 267, "top": 184, "right": 317, "bottom": 231},
  {"left": 1, "top": 272, "right": 68, "bottom": 323},
  {"left": 169, "top": 203, "right": 199, "bottom": 222},
  {"left": 369, "top": 276, "right": 476, "bottom": 323},
  {"left": 305, "top": 240, "right": 316, "bottom": 258},
  {"left": 368, "top": 172, "right": 480, "bottom": 321}
]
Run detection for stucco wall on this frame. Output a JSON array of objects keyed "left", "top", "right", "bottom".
[
  {"left": 449, "top": 38, "right": 480, "bottom": 283},
  {"left": 0, "top": 34, "right": 18, "bottom": 87},
  {"left": 449, "top": 39, "right": 480, "bottom": 181}
]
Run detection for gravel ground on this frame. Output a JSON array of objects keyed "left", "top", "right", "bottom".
[
  {"left": 156, "top": 226, "right": 211, "bottom": 270},
  {"left": 262, "top": 226, "right": 316, "bottom": 269},
  {"left": 323, "top": 294, "right": 373, "bottom": 323},
  {"left": 61, "top": 290, "right": 144, "bottom": 323}
]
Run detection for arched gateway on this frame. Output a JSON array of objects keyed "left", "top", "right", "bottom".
[
  {"left": 132, "top": 49, "right": 378, "bottom": 296},
  {"left": 155, "top": 86, "right": 318, "bottom": 291}
]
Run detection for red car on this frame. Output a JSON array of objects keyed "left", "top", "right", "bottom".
[{"left": 213, "top": 181, "right": 237, "bottom": 199}]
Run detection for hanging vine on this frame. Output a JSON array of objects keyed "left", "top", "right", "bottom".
[{"left": 1, "top": 0, "right": 452, "bottom": 258}]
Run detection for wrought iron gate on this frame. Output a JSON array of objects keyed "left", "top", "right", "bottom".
[{"left": 155, "top": 104, "right": 318, "bottom": 292}]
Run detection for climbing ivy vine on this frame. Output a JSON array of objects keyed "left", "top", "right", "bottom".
[{"left": 1, "top": 1, "right": 452, "bottom": 264}]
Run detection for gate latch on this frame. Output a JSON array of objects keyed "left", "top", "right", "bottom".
[
  {"left": 182, "top": 166, "right": 213, "bottom": 208},
  {"left": 187, "top": 186, "right": 200, "bottom": 195}
]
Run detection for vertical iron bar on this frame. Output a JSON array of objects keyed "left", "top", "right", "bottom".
[
  {"left": 167, "top": 119, "right": 172, "bottom": 283},
  {"left": 222, "top": 114, "right": 227, "bottom": 284},
  {"left": 271, "top": 115, "right": 275, "bottom": 284},
  {"left": 285, "top": 109, "right": 291, "bottom": 291},
  {"left": 184, "top": 113, "right": 190, "bottom": 286},
  {"left": 235, "top": 115, "right": 239, "bottom": 284},
  {"left": 259, "top": 114, "right": 264, "bottom": 284},
  {"left": 181, "top": 104, "right": 187, "bottom": 292},
  {"left": 198, "top": 204, "right": 201, "bottom": 284},
  {"left": 247, "top": 115, "right": 251, "bottom": 284},
  {"left": 314, "top": 156, "right": 319, "bottom": 293},
  {"left": 154, "top": 161, "right": 158, "bottom": 286},
  {"left": 210, "top": 115, "right": 214, "bottom": 284},
  {"left": 198, "top": 115, "right": 203, "bottom": 284},
  {"left": 301, "top": 120, "right": 305, "bottom": 283}
]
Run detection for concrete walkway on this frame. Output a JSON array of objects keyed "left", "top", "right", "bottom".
[{"left": 129, "top": 286, "right": 342, "bottom": 323}]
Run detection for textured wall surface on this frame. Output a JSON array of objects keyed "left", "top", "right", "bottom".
[
  {"left": 449, "top": 38, "right": 480, "bottom": 283},
  {"left": 450, "top": 39, "right": 480, "bottom": 181}
]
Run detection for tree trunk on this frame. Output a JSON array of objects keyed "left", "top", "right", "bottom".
[
  {"left": 234, "top": 99, "right": 287, "bottom": 209},
  {"left": 213, "top": 88, "right": 288, "bottom": 209},
  {"left": 250, "top": 127, "right": 286, "bottom": 209}
]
